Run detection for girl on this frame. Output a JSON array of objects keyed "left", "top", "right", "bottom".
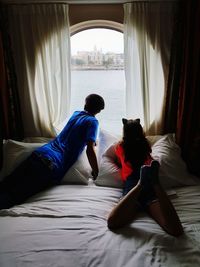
[{"left": 107, "top": 118, "right": 183, "bottom": 237}]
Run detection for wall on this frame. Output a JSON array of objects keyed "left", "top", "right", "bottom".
[{"left": 69, "top": 4, "right": 124, "bottom": 26}]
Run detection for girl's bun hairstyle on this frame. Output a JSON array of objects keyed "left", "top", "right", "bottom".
[{"left": 122, "top": 118, "right": 151, "bottom": 168}]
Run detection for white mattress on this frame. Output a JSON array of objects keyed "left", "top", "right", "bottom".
[{"left": 0, "top": 183, "right": 200, "bottom": 267}]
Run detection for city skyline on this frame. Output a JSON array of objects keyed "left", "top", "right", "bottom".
[
  {"left": 71, "top": 28, "right": 124, "bottom": 55},
  {"left": 72, "top": 44, "right": 123, "bottom": 55},
  {"left": 71, "top": 45, "right": 124, "bottom": 70}
]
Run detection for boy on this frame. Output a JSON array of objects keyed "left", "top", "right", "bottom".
[{"left": 0, "top": 94, "right": 105, "bottom": 209}]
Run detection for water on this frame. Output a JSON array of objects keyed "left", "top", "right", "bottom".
[{"left": 70, "top": 70, "right": 126, "bottom": 135}]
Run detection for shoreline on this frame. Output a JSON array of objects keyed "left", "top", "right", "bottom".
[{"left": 71, "top": 67, "right": 124, "bottom": 71}]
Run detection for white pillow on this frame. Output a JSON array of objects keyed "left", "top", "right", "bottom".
[
  {"left": 63, "top": 129, "right": 120, "bottom": 185},
  {"left": 0, "top": 140, "right": 43, "bottom": 180},
  {"left": 95, "top": 133, "right": 198, "bottom": 189},
  {"left": 62, "top": 148, "right": 91, "bottom": 185},
  {"left": 146, "top": 135, "right": 163, "bottom": 146},
  {"left": 151, "top": 134, "right": 198, "bottom": 189},
  {"left": 23, "top": 137, "right": 53, "bottom": 143},
  {"left": 95, "top": 134, "right": 162, "bottom": 189},
  {"left": 0, "top": 139, "right": 91, "bottom": 185},
  {"left": 95, "top": 142, "right": 123, "bottom": 188},
  {"left": 96, "top": 129, "right": 120, "bottom": 164}
]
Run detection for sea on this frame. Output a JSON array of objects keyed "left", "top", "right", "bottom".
[{"left": 70, "top": 70, "right": 126, "bottom": 135}]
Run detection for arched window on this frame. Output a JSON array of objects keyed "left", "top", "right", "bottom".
[{"left": 70, "top": 21, "right": 125, "bottom": 134}]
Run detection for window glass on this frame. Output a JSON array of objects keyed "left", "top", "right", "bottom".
[{"left": 70, "top": 28, "right": 125, "bottom": 135}]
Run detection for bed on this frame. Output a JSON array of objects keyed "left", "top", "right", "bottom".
[{"left": 0, "top": 131, "right": 200, "bottom": 267}]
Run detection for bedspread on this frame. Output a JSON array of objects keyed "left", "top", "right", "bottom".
[{"left": 0, "top": 184, "right": 200, "bottom": 267}]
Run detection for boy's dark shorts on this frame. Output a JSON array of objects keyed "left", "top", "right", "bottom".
[{"left": 122, "top": 169, "right": 157, "bottom": 210}]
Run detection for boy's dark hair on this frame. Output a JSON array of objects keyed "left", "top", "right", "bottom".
[
  {"left": 122, "top": 118, "right": 151, "bottom": 168},
  {"left": 84, "top": 94, "right": 105, "bottom": 114}
]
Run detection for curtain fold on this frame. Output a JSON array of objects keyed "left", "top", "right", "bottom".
[
  {"left": 175, "top": 0, "right": 200, "bottom": 161},
  {"left": 163, "top": 3, "right": 182, "bottom": 133},
  {"left": 0, "top": 5, "right": 24, "bottom": 141},
  {"left": 123, "top": 2, "right": 176, "bottom": 135},
  {"left": 7, "top": 4, "right": 71, "bottom": 137},
  {"left": 0, "top": 5, "right": 25, "bottom": 169},
  {"left": 163, "top": 0, "right": 200, "bottom": 175}
]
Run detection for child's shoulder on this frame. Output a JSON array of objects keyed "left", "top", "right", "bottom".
[
  {"left": 115, "top": 141, "right": 124, "bottom": 153},
  {"left": 115, "top": 140, "right": 122, "bottom": 146}
]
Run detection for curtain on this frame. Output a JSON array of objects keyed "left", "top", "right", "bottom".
[
  {"left": 177, "top": 0, "right": 200, "bottom": 157},
  {"left": 7, "top": 4, "right": 71, "bottom": 137},
  {"left": 123, "top": 2, "right": 176, "bottom": 135},
  {"left": 163, "top": 3, "right": 182, "bottom": 134},
  {"left": 175, "top": 0, "right": 200, "bottom": 166},
  {"left": 0, "top": 5, "right": 24, "bottom": 169}
]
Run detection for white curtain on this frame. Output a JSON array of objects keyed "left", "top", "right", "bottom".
[
  {"left": 124, "top": 2, "right": 176, "bottom": 135},
  {"left": 8, "top": 4, "right": 71, "bottom": 137}
]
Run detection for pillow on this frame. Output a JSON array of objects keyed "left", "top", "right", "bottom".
[
  {"left": 146, "top": 135, "right": 163, "bottom": 146},
  {"left": 95, "top": 131, "right": 162, "bottom": 160},
  {"left": 0, "top": 139, "right": 91, "bottom": 185},
  {"left": 23, "top": 137, "right": 53, "bottom": 143},
  {"left": 95, "top": 133, "right": 199, "bottom": 189},
  {"left": 95, "top": 142, "right": 123, "bottom": 188},
  {"left": 95, "top": 134, "right": 163, "bottom": 189},
  {"left": 96, "top": 128, "right": 120, "bottom": 164},
  {"left": 63, "top": 129, "right": 120, "bottom": 185},
  {"left": 151, "top": 134, "right": 198, "bottom": 189},
  {"left": 0, "top": 140, "right": 44, "bottom": 180},
  {"left": 61, "top": 148, "right": 91, "bottom": 185}
]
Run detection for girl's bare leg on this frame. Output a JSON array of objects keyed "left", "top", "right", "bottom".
[
  {"left": 107, "top": 182, "right": 142, "bottom": 230},
  {"left": 147, "top": 184, "right": 184, "bottom": 237},
  {"left": 108, "top": 161, "right": 183, "bottom": 236},
  {"left": 145, "top": 161, "right": 183, "bottom": 236}
]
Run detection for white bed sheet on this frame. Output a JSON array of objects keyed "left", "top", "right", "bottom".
[{"left": 0, "top": 183, "right": 200, "bottom": 267}]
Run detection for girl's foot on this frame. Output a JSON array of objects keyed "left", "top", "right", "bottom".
[
  {"left": 139, "top": 165, "right": 151, "bottom": 187},
  {"left": 150, "top": 160, "right": 160, "bottom": 184}
]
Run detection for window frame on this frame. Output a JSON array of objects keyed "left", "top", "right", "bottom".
[
  {"left": 70, "top": 20, "right": 123, "bottom": 36},
  {"left": 69, "top": 21, "right": 125, "bottom": 134}
]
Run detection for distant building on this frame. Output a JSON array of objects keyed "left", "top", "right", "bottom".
[{"left": 71, "top": 46, "right": 124, "bottom": 69}]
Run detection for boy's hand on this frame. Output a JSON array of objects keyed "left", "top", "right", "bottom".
[{"left": 91, "top": 170, "right": 98, "bottom": 180}]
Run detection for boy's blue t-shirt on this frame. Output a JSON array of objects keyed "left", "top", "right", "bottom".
[{"left": 34, "top": 111, "right": 99, "bottom": 180}]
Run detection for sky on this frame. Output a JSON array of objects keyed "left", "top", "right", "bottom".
[{"left": 70, "top": 28, "right": 124, "bottom": 55}]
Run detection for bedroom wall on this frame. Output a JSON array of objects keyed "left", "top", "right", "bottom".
[{"left": 69, "top": 4, "right": 124, "bottom": 26}]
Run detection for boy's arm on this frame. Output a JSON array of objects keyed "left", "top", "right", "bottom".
[{"left": 86, "top": 140, "right": 99, "bottom": 180}]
